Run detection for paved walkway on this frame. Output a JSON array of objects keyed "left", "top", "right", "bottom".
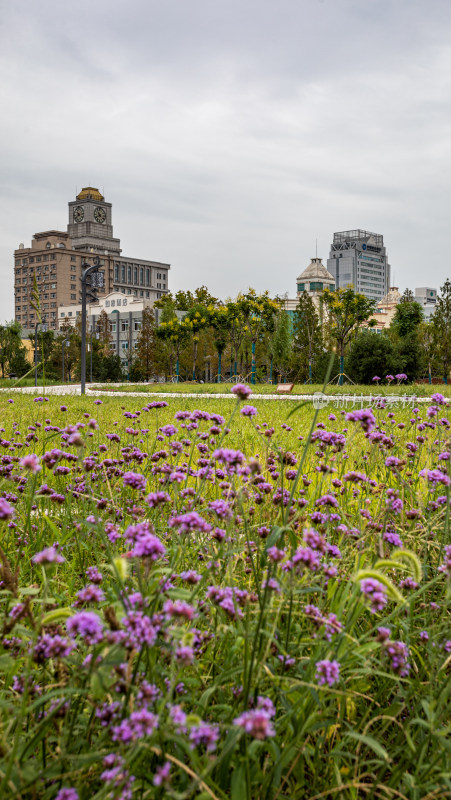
[{"left": 0, "top": 384, "right": 439, "bottom": 405}]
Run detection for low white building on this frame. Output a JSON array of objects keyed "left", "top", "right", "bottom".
[{"left": 58, "top": 291, "right": 162, "bottom": 371}]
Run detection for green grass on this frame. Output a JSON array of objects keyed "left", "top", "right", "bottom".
[{"left": 0, "top": 393, "right": 449, "bottom": 799}]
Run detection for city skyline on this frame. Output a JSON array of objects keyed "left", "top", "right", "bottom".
[{"left": 1, "top": 0, "right": 451, "bottom": 323}]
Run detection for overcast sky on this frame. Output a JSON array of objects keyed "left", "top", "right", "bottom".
[{"left": 1, "top": 0, "right": 450, "bottom": 321}]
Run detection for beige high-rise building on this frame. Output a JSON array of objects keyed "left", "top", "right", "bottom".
[{"left": 14, "top": 187, "right": 170, "bottom": 331}]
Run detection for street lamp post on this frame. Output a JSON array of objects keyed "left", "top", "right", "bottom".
[
  {"left": 90, "top": 329, "right": 100, "bottom": 383},
  {"left": 34, "top": 321, "right": 48, "bottom": 387},
  {"left": 80, "top": 257, "right": 104, "bottom": 395},
  {"left": 62, "top": 339, "right": 70, "bottom": 383}
]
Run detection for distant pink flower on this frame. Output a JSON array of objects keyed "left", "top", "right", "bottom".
[
  {"left": 20, "top": 453, "right": 41, "bottom": 473},
  {"left": 32, "top": 546, "right": 65, "bottom": 565},
  {"left": 231, "top": 383, "right": 252, "bottom": 400}
]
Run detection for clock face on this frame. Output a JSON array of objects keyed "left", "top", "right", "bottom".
[
  {"left": 94, "top": 206, "right": 106, "bottom": 224},
  {"left": 73, "top": 206, "right": 84, "bottom": 223}
]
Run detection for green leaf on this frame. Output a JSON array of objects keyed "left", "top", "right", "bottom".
[
  {"left": 344, "top": 731, "right": 391, "bottom": 762},
  {"left": 231, "top": 764, "right": 247, "bottom": 800}
]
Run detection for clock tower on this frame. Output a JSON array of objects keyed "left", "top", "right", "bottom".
[{"left": 67, "top": 187, "right": 121, "bottom": 255}]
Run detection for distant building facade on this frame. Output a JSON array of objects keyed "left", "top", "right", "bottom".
[
  {"left": 368, "top": 287, "right": 402, "bottom": 332},
  {"left": 415, "top": 287, "right": 437, "bottom": 322},
  {"left": 284, "top": 257, "right": 335, "bottom": 317},
  {"left": 327, "top": 230, "right": 390, "bottom": 303},
  {"left": 58, "top": 291, "right": 163, "bottom": 372},
  {"left": 14, "top": 187, "right": 170, "bottom": 331}
]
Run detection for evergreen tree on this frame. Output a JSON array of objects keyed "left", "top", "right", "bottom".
[
  {"left": 431, "top": 279, "right": 451, "bottom": 382},
  {"left": 389, "top": 290, "right": 424, "bottom": 380},
  {"left": 347, "top": 331, "right": 396, "bottom": 384},
  {"left": 292, "top": 292, "right": 323, "bottom": 382},
  {"left": 0, "top": 322, "right": 30, "bottom": 378},
  {"left": 269, "top": 310, "right": 293, "bottom": 382}
]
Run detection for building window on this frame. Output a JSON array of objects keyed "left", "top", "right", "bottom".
[
  {"left": 70, "top": 284, "right": 76, "bottom": 290},
  {"left": 140, "top": 290, "right": 143, "bottom": 297},
  {"left": 71, "top": 265, "right": 76, "bottom": 272},
  {"left": 146, "top": 291, "right": 149, "bottom": 298},
  {"left": 139, "top": 268, "right": 144, "bottom": 285},
  {"left": 51, "top": 303, "right": 56, "bottom": 308},
  {"left": 127, "top": 266, "right": 131, "bottom": 283},
  {"left": 71, "top": 256, "right": 76, "bottom": 262},
  {"left": 121, "top": 265, "right": 125, "bottom": 281},
  {"left": 110, "top": 322, "right": 117, "bottom": 333},
  {"left": 114, "top": 264, "right": 119, "bottom": 280},
  {"left": 29, "top": 257, "right": 34, "bottom": 264},
  {"left": 70, "top": 294, "right": 76, "bottom": 300},
  {"left": 121, "top": 341, "right": 129, "bottom": 350},
  {"left": 51, "top": 283, "right": 56, "bottom": 289},
  {"left": 146, "top": 269, "right": 150, "bottom": 286},
  {"left": 36, "top": 257, "right": 41, "bottom": 262},
  {"left": 121, "top": 321, "right": 129, "bottom": 331},
  {"left": 134, "top": 320, "right": 141, "bottom": 331},
  {"left": 134, "top": 267, "right": 138, "bottom": 283}
]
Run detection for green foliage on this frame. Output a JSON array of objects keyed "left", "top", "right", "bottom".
[
  {"left": 391, "top": 292, "right": 424, "bottom": 338},
  {"left": 292, "top": 292, "right": 323, "bottom": 381},
  {"left": 347, "top": 330, "right": 396, "bottom": 384},
  {"left": 0, "top": 321, "right": 30, "bottom": 377},
  {"left": 322, "top": 287, "right": 377, "bottom": 358},
  {"left": 133, "top": 307, "right": 156, "bottom": 380},
  {"left": 268, "top": 310, "right": 292, "bottom": 381},
  {"left": 431, "top": 278, "right": 451, "bottom": 380}
]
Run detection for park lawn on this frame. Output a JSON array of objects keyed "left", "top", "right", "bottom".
[{"left": 0, "top": 391, "right": 449, "bottom": 799}]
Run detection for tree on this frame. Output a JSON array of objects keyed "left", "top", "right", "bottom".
[
  {"left": 391, "top": 291, "right": 424, "bottom": 338},
  {"left": 209, "top": 306, "right": 231, "bottom": 382},
  {"left": 96, "top": 310, "right": 113, "bottom": 357},
  {"left": 346, "top": 331, "right": 396, "bottom": 384},
  {"left": 156, "top": 318, "right": 190, "bottom": 382},
  {"left": 268, "top": 311, "right": 293, "bottom": 382},
  {"left": 389, "top": 290, "right": 424, "bottom": 381},
  {"left": 431, "top": 279, "right": 451, "bottom": 383},
  {"left": 0, "top": 322, "right": 30, "bottom": 378},
  {"left": 292, "top": 292, "right": 323, "bottom": 383},
  {"left": 322, "top": 287, "right": 377, "bottom": 384},
  {"left": 184, "top": 304, "right": 210, "bottom": 380},
  {"left": 134, "top": 307, "right": 156, "bottom": 380}
]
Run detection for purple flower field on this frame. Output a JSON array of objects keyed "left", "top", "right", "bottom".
[{"left": 0, "top": 388, "right": 449, "bottom": 799}]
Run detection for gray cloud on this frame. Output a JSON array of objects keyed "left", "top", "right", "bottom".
[{"left": 1, "top": 0, "right": 451, "bottom": 321}]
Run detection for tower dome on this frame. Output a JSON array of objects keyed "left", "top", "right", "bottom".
[{"left": 76, "top": 187, "right": 104, "bottom": 201}]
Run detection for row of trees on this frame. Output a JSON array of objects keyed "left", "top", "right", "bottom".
[{"left": 3, "top": 279, "right": 451, "bottom": 385}]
